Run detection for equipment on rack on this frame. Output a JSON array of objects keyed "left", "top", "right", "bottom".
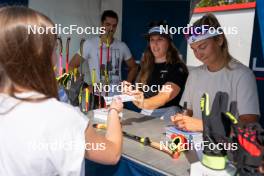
[
  {"left": 57, "top": 37, "right": 63, "bottom": 76},
  {"left": 66, "top": 37, "right": 71, "bottom": 73}
]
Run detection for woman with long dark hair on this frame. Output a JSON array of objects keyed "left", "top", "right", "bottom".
[
  {"left": 124, "top": 21, "right": 188, "bottom": 119},
  {"left": 0, "top": 6, "right": 123, "bottom": 175}
]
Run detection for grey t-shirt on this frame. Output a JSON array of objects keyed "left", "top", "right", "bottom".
[
  {"left": 79, "top": 36, "right": 132, "bottom": 84},
  {"left": 79, "top": 36, "right": 132, "bottom": 96},
  {"left": 180, "top": 59, "right": 260, "bottom": 119}
]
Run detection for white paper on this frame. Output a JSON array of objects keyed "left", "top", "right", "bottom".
[{"left": 104, "top": 94, "right": 135, "bottom": 105}]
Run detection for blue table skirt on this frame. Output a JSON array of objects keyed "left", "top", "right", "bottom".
[{"left": 85, "top": 156, "right": 166, "bottom": 176}]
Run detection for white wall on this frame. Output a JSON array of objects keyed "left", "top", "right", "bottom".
[
  {"left": 187, "top": 9, "right": 255, "bottom": 67},
  {"left": 29, "top": 0, "right": 99, "bottom": 58},
  {"left": 29, "top": 0, "right": 122, "bottom": 76}
]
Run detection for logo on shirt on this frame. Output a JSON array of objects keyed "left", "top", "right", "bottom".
[{"left": 160, "top": 70, "right": 168, "bottom": 79}]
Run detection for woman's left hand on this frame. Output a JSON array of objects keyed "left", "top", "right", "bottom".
[
  {"left": 171, "top": 113, "right": 203, "bottom": 132},
  {"left": 131, "top": 90, "right": 144, "bottom": 109}
]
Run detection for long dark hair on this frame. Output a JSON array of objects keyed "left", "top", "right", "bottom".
[
  {"left": 0, "top": 65, "right": 9, "bottom": 93},
  {"left": 138, "top": 21, "right": 188, "bottom": 84},
  {"left": 138, "top": 41, "right": 188, "bottom": 84},
  {"left": 0, "top": 6, "right": 58, "bottom": 100}
]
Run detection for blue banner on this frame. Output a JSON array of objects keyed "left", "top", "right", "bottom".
[
  {"left": 0, "top": 0, "right": 28, "bottom": 6},
  {"left": 85, "top": 157, "right": 166, "bottom": 176},
  {"left": 250, "top": 0, "right": 264, "bottom": 126},
  {"left": 257, "top": 0, "right": 264, "bottom": 60}
]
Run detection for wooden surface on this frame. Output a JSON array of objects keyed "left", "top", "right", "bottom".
[{"left": 89, "top": 109, "right": 199, "bottom": 176}]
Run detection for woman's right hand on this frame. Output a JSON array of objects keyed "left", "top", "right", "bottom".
[
  {"left": 109, "top": 97, "right": 123, "bottom": 113},
  {"left": 171, "top": 113, "right": 203, "bottom": 132}
]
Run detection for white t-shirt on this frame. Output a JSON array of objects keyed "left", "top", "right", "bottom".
[
  {"left": 180, "top": 59, "right": 260, "bottom": 119},
  {"left": 0, "top": 92, "right": 89, "bottom": 176},
  {"left": 80, "top": 36, "right": 132, "bottom": 85}
]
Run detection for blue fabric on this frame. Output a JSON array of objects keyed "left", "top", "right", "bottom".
[
  {"left": 85, "top": 156, "right": 166, "bottom": 176},
  {"left": 257, "top": 0, "right": 264, "bottom": 60},
  {"left": 250, "top": 2, "right": 264, "bottom": 126},
  {"left": 121, "top": 0, "right": 190, "bottom": 61},
  {"left": 0, "top": 0, "right": 28, "bottom": 6}
]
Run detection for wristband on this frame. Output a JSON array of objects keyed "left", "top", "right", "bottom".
[{"left": 108, "top": 108, "right": 120, "bottom": 114}]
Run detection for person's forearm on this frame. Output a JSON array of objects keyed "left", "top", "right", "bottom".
[
  {"left": 105, "top": 109, "right": 122, "bottom": 160},
  {"left": 133, "top": 95, "right": 167, "bottom": 110},
  {"left": 136, "top": 83, "right": 180, "bottom": 110},
  {"left": 85, "top": 125, "right": 121, "bottom": 164},
  {"left": 195, "top": 119, "right": 203, "bottom": 132},
  {"left": 143, "top": 97, "right": 165, "bottom": 109},
  {"left": 190, "top": 116, "right": 203, "bottom": 132},
  {"left": 85, "top": 109, "right": 122, "bottom": 164},
  {"left": 126, "top": 66, "right": 138, "bottom": 83}
]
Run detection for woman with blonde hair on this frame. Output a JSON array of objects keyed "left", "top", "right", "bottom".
[
  {"left": 171, "top": 13, "right": 260, "bottom": 131},
  {"left": 0, "top": 6, "right": 123, "bottom": 175}
]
